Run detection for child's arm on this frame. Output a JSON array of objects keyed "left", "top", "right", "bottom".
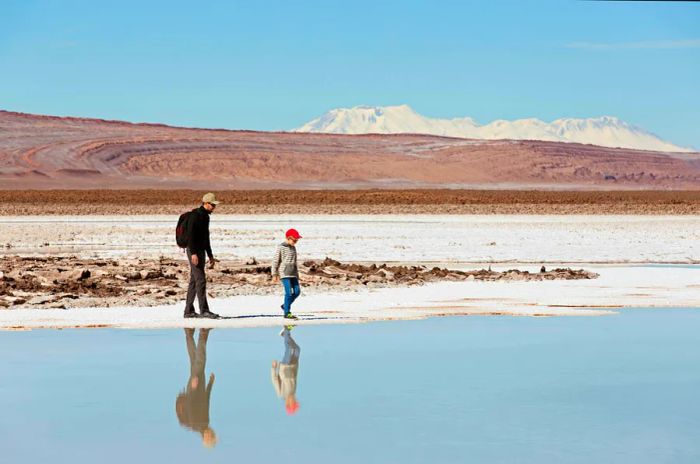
[
  {"left": 271, "top": 244, "right": 281, "bottom": 279},
  {"left": 271, "top": 361, "right": 282, "bottom": 397}
]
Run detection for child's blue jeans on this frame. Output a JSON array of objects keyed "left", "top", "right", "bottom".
[{"left": 281, "top": 277, "right": 301, "bottom": 315}]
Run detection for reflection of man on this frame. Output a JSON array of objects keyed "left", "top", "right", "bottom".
[
  {"left": 271, "top": 326, "right": 300, "bottom": 415},
  {"left": 176, "top": 328, "right": 217, "bottom": 447}
]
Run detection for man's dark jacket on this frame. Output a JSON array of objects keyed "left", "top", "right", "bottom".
[{"left": 187, "top": 206, "right": 214, "bottom": 259}]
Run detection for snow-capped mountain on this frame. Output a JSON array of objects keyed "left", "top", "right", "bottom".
[{"left": 295, "top": 105, "right": 692, "bottom": 152}]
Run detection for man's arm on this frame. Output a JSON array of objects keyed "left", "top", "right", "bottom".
[
  {"left": 204, "top": 213, "right": 215, "bottom": 262},
  {"left": 206, "top": 373, "right": 215, "bottom": 399},
  {"left": 205, "top": 227, "right": 214, "bottom": 260}
]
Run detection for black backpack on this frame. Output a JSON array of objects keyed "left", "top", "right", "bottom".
[{"left": 176, "top": 209, "right": 197, "bottom": 248}]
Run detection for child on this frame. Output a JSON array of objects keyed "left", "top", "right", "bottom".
[
  {"left": 271, "top": 326, "right": 301, "bottom": 415},
  {"left": 271, "top": 228, "right": 302, "bottom": 320}
]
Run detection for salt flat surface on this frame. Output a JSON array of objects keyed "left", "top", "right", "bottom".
[
  {"left": 2, "top": 215, "right": 698, "bottom": 329},
  {"left": 2, "top": 266, "right": 698, "bottom": 330},
  {"left": 1, "top": 214, "right": 699, "bottom": 263}
]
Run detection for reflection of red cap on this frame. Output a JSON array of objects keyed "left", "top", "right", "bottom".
[
  {"left": 286, "top": 401, "right": 300, "bottom": 415},
  {"left": 286, "top": 228, "right": 302, "bottom": 239}
]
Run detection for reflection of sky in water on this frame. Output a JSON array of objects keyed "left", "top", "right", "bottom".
[{"left": 2, "top": 310, "right": 700, "bottom": 463}]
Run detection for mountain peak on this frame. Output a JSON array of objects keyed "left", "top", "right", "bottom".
[{"left": 295, "top": 105, "right": 692, "bottom": 152}]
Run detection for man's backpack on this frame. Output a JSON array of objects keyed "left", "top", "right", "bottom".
[{"left": 175, "top": 209, "right": 197, "bottom": 248}]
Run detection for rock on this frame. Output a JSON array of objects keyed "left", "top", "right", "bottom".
[
  {"left": 245, "top": 257, "right": 258, "bottom": 265},
  {"left": 28, "top": 296, "right": 56, "bottom": 305},
  {"left": 36, "top": 276, "right": 53, "bottom": 287},
  {"left": 324, "top": 266, "right": 362, "bottom": 279},
  {"left": 378, "top": 269, "right": 395, "bottom": 281},
  {"left": 140, "top": 270, "right": 163, "bottom": 280},
  {"left": 114, "top": 274, "right": 128, "bottom": 281},
  {"left": 244, "top": 275, "right": 269, "bottom": 284},
  {"left": 540, "top": 266, "right": 546, "bottom": 273},
  {"left": 6, "top": 270, "right": 23, "bottom": 280},
  {"left": 466, "top": 275, "right": 475, "bottom": 281},
  {"left": 367, "top": 274, "right": 383, "bottom": 283},
  {"left": 66, "top": 269, "right": 91, "bottom": 281}
]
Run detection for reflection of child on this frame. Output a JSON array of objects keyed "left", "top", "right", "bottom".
[
  {"left": 271, "top": 327, "right": 300, "bottom": 415},
  {"left": 271, "top": 228, "right": 302, "bottom": 320}
]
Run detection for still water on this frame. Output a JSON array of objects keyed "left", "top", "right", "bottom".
[{"left": 2, "top": 310, "right": 700, "bottom": 463}]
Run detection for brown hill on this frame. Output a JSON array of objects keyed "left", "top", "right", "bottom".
[{"left": 1, "top": 110, "right": 699, "bottom": 190}]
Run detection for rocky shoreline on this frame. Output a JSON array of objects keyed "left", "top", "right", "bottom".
[{"left": 0, "top": 256, "right": 598, "bottom": 309}]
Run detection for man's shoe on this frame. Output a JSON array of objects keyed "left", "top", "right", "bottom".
[
  {"left": 184, "top": 312, "right": 199, "bottom": 319},
  {"left": 284, "top": 313, "right": 298, "bottom": 320},
  {"left": 200, "top": 311, "right": 221, "bottom": 319}
]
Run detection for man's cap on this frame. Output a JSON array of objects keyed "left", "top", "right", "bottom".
[
  {"left": 202, "top": 192, "right": 220, "bottom": 205},
  {"left": 286, "top": 228, "right": 302, "bottom": 239}
]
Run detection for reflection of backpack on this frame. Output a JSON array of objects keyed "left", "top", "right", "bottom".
[{"left": 176, "top": 209, "right": 196, "bottom": 248}]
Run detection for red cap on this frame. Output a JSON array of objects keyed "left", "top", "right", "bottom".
[
  {"left": 286, "top": 401, "right": 300, "bottom": 415},
  {"left": 286, "top": 228, "right": 302, "bottom": 239}
]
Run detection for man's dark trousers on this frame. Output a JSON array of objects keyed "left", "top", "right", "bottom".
[{"left": 185, "top": 249, "right": 209, "bottom": 314}]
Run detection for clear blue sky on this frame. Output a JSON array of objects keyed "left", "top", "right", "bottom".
[{"left": 1, "top": 0, "right": 698, "bottom": 147}]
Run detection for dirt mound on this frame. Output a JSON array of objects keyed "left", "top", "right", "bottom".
[{"left": 305, "top": 258, "right": 597, "bottom": 284}]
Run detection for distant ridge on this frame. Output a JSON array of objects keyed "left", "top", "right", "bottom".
[
  {"left": 1, "top": 109, "right": 699, "bottom": 190},
  {"left": 296, "top": 105, "right": 692, "bottom": 153}
]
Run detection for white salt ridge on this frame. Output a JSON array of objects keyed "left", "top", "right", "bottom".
[{"left": 295, "top": 105, "right": 693, "bottom": 152}]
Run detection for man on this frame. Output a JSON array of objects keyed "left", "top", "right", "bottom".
[
  {"left": 184, "top": 192, "right": 220, "bottom": 319},
  {"left": 176, "top": 328, "right": 218, "bottom": 448}
]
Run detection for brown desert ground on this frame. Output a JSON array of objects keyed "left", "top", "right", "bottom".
[
  {"left": 2, "top": 189, "right": 700, "bottom": 215},
  {"left": 1, "top": 110, "right": 699, "bottom": 190}
]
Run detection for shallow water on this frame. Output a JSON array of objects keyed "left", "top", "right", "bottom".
[{"left": 2, "top": 310, "right": 700, "bottom": 463}]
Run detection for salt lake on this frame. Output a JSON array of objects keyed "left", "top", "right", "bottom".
[{"left": 2, "top": 309, "right": 700, "bottom": 463}]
